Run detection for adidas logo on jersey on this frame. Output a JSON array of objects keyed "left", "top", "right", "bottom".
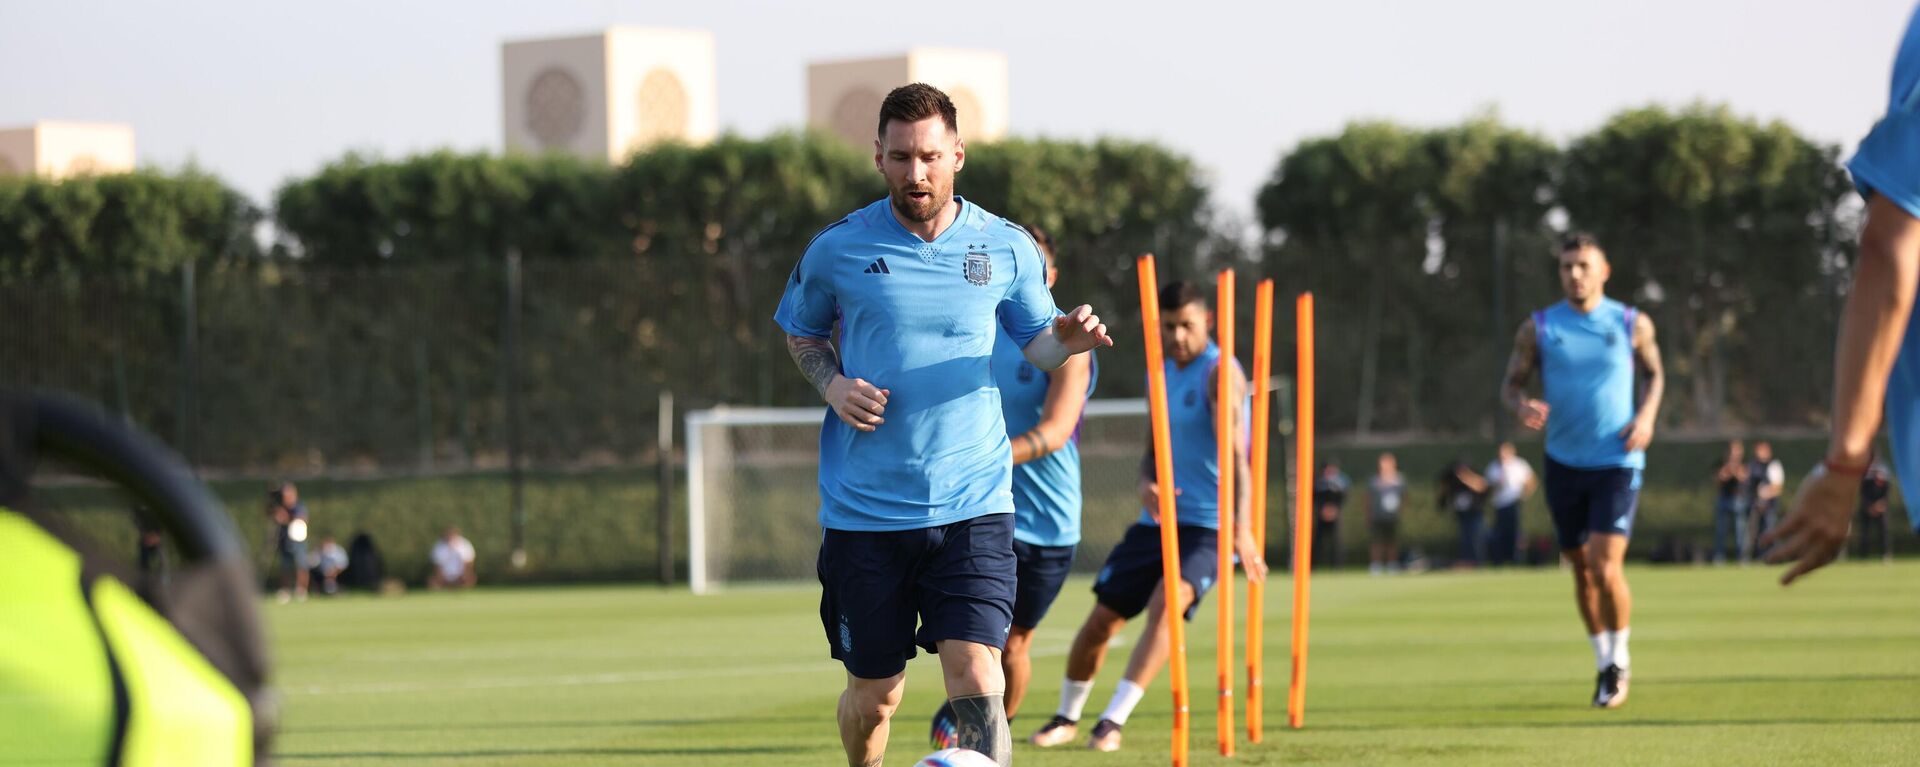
[{"left": 863, "top": 258, "right": 892, "bottom": 275}]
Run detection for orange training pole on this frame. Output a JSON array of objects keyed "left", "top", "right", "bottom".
[
  {"left": 1246, "top": 279, "right": 1274, "bottom": 743},
  {"left": 1214, "top": 268, "right": 1236, "bottom": 757},
  {"left": 1288, "top": 292, "right": 1315, "bottom": 730},
  {"left": 1137, "top": 254, "right": 1190, "bottom": 767}
]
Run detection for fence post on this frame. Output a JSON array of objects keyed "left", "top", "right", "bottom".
[
  {"left": 416, "top": 337, "right": 432, "bottom": 472},
  {"left": 175, "top": 261, "right": 197, "bottom": 465},
  {"left": 657, "top": 390, "right": 675, "bottom": 585},
  {"left": 504, "top": 250, "right": 527, "bottom": 569}
]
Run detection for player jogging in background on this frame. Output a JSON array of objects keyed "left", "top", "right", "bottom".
[
  {"left": 931, "top": 228, "right": 1099, "bottom": 745},
  {"left": 776, "top": 83, "right": 1113, "bottom": 767},
  {"left": 1028, "top": 281, "right": 1267, "bottom": 753},
  {"left": 1502, "top": 233, "right": 1665, "bottom": 709},
  {"left": 1767, "top": 7, "right": 1920, "bottom": 584}
]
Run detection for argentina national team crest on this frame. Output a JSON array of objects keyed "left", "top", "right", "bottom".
[{"left": 963, "top": 249, "right": 991, "bottom": 286}]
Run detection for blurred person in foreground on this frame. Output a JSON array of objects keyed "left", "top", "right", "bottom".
[
  {"left": 1503, "top": 233, "right": 1665, "bottom": 709},
  {"left": 1769, "top": 9, "right": 1920, "bottom": 585}
]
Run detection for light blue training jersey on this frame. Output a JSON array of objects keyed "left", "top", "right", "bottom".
[
  {"left": 992, "top": 325, "right": 1099, "bottom": 548},
  {"left": 1535, "top": 298, "right": 1645, "bottom": 471},
  {"left": 1137, "top": 342, "right": 1248, "bottom": 531},
  {"left": 1852, "top": 5, "right": 1920, "bottom": 531},
  {"left": 774, "top": 196, "right": 1058, "bottom": 532}
]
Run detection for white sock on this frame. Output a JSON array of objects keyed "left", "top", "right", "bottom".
[
  {"left": 1611, "top": 628, "right": 1631, "bottom": 669},
  {"left": 1590, "top": 632, "right": 1613, "bottom": 671},
  {"left": 1058, "top": 678, "right": 1095, "bottom": 722},
  {"left": 1100, "top": 680, "right": 1148, "bottom": 725}
]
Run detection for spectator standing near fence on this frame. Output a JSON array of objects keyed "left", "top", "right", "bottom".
[
  {"left": 1745, "top": 441, "right": 1786, "bottom": 558},
  {"left": 1438, "top": 459, "right": 1489, "bottom": 568},
  {"left": 1484, "top": 442, "right": 1537, "bottom": 567},
  {"left": 1312, "top": 460, "right": 1350, "bottom": 569},
  {"left": 1712, "top": 441, "right": 1750, "bottom": 564},
  {"left": 1364, "top": 452, "right": 1406, "bottom": 575},
  {"left": 1857, "top": 462, "right": 1895, "bottom": 562},
  {"left": 267, "top": 482, "right": 310, "bottom": 603}
]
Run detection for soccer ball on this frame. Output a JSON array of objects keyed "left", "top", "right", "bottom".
[{"left": 915, "top": 748, "right": 997, "bottom": 767}]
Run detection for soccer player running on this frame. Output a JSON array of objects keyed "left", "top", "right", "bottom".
[
  {"left": 1767, "top": 8, "right": 1920, "bottom": 585},
  {"left": 776, "top": 83, "right": 1113, "bottom": 767},
  {"left": 1028, "top": 281, "right": 1267, "bottom": 752},
  {"left": 1502, "top": 233, "right": 1665, "bottom": 709}
]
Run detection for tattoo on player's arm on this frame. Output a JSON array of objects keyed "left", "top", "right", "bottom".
[
  {"left": 1501, "top": 319, "right": 1538, "bottom": 409},
  {"left": 1633, "top": 314, "right": 1665, "bottom": 418},
  {"left": 785, "top": 334, "right": 840, "bottom": 397}
]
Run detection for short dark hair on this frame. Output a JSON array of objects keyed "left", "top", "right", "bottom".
[
  {"left": 878, "top": 83, "right": 959, "bottom": 138},
  {"left": 1158, "top": 280, "right": 1207, "bottom": 312},
  {"left": 1026, "top": 225, "right": 1055, "bottom": 265},
  {"left": 1561, "top": 232, "right": 1602, "bottom": 253}
]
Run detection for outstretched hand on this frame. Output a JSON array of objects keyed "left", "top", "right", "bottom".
[
  {"left": 1764, "top": 465, "right": 1860, "bottom": 585},
  {"left": 1235, "top": 531, "right": 1269, "bottom": 583},
  {"left": 1055, "top": 305, "right": 1114, "bottom": 354}
]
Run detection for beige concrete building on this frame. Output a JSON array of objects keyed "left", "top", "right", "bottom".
[
  {"left": 502, "top": 27, "right": 717, "bottom": 163},
  {"left": 808, "top": 48, "right": 1009, "bottom": 148},
  {"left": 0, "top": 122, "right": 136, "bottom": 179}
]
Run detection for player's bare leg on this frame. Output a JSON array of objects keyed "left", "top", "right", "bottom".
[
  {"left": 1088, "top": 581, "right": 1197, "bottom": 752},
  {"left": 838, "top": 672, "right": 904, "bottom": 767},
  {"left": 937, "top": 639, "right": 1011, "bottom": 765},
  {"left": 1562, "top": 546, "right": 1602, "bottom": 636},
  {"left": 1587, "top": 532, "right": 1633, "bottom": 708},
  {"left": 1030, "top": 604, "right": 1127, "bottom": 746},
  {"left": 1002, "top": 625, "right": 1036, "bottom": 720}
]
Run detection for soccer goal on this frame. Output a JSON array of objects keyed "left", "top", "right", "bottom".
[{"left": 685, "top": 399, "right": 1156, "bottom": 594}]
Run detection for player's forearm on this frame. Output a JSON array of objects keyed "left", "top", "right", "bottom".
[
  {"left": 1234, "top": 455, "right": 1254, "bottom": 532},
  {"left": 785, "top": 334, "right": 842, "bottom": 398},
  {"left": 1827, "top": 206, "right": 1920, "bottom": 463},
  {"left": 1633, "top": 369, "right": 1664, "bottom": 426},
  {"left": 1021, "top": 328, "right": 1072, "bottom": 371}
]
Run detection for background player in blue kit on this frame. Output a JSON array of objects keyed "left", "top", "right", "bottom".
[
  {"left": 931, "top": 228, "right": 1099, "bottom": 747},
  {"left": 1028, "top": 281, "right": 1267, "bottom": 753},
  {"left": 776, "top": 83, "right": 1113, "bottom": 767},
  {"left": 1769, "top": 6, "right": 1920, "bottom": 586},
  {"left": 1502, "top": 234, "right": 1666, "bottom": 709}
]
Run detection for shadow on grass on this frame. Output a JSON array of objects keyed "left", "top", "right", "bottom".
[
  {"left": 277, "top": 745, "right": 810, "bottom": 760},
  {"left": 280, "top": 716, "right": 815, "bottom": 735},
  {"left": 1305, "top": 716, "right": 1920, "bottom": 733}
]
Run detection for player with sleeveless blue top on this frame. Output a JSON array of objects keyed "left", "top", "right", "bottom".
[
  {"left": 1028, "top": 281, "right": 1268, "bottom": 753},
  {"left": 1504, "top": 233, "right": 1666, "bottom": 710},
  {"left": 777, "top": 85, "right": 1114, "bottom": 767},
  {"left": 1769, "top": 5, "right": 1920, "bottom": 588}
]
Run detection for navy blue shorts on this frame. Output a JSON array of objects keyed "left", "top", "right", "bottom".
[
  {"left": 817, "top": 513, "right": 1016, "bottom": 679},
  {"left": 1011, "top": 540, "right": 1075, "bottom": 629},
  {"left": 1543, "top": 458, "right": 1642, "bottom": 550},
  {"left": 1092, "top": 522, "right": 1218, "bottom": 621}
]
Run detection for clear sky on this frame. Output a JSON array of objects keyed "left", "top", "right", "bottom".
[{"left": 2, "top": 0, "right": 1913, "bottom": 224}]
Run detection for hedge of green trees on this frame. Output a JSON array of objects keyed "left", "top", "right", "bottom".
[{"left": 1, "top": 107, "right": 1866, "bottom": 472}]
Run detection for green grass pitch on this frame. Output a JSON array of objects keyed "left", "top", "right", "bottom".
[{"left": 268, "top": 563, "right": 1920, "bottom": 765}]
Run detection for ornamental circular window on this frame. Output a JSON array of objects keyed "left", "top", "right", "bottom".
[
  {"left": 525, "top": 67, "right": 586, "bottom": 148},
  {"left": 635, "top": 68, "right": 690, "bottom": 146}
]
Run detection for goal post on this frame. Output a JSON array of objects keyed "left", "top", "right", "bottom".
[{"left": 685, "top": 398, "right": 1153, "bottom": 594}]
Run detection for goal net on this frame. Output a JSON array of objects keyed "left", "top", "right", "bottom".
[{"left": 686, "top": 399, "right": 1161, "bottom": 594}]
